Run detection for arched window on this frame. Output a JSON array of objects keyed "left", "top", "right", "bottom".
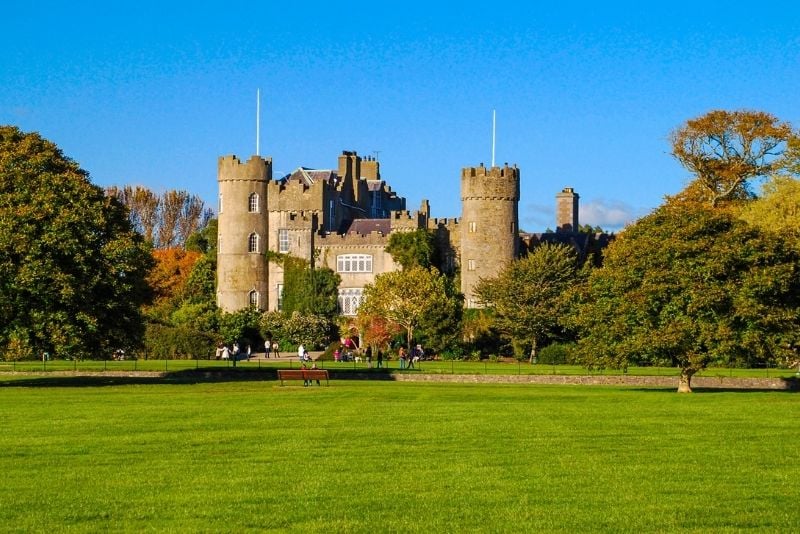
[
  {"left": 248, "top": 193, "right": 260, "bottom": 213},
  {"left": 248, "top": 233, "right": 259, "bottom": 253},
  {"left": 248, "top": 290, "right": 259, "bottom": 308},
  {"left": 219, "top": 194, "right": 223, "bottom": 214}
]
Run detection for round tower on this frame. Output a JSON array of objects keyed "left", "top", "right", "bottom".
[
  {"left": 460, "top": 163, "right": 520, "bottom": 308},
  {"left": 217, "top": 155, "right": 271, "bottom": 312}
]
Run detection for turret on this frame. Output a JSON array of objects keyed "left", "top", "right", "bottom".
[
  {"left": 216, "top": 155, "right": 271, "bottom": 312},
  {"left": 460, "top": 163, "right": 520, "bottom": 308}
]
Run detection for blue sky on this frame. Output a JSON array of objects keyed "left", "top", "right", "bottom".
[{"left": 3, "top": 1, "right": 799, "bottom": 231}]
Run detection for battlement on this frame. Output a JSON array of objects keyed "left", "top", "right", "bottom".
[
  {"left": 430, "top": 217, "right": 460, "bottom": 230},
  {"left": 316, "top": 230, "right": 391, "bottom": 246},
  {"left": 461, "top": 163, "right": 519, "bottom": 179},
  {"left": 218, "top": 154, "right": 272, "bottom": 182},
  {"left": 461, "top": 163, "right": 520, "bottom": 201}
]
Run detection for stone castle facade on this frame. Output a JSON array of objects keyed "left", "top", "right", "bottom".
[{"left": 217, "top": 150, "right": 583, "bottom": 314}]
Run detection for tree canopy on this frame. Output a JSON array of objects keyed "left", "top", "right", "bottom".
[
  {"left": 0, "top": 126, "right": 153, "bottom": 359},
  {"left": 385, "top": 229, "right": 437, "bottom": 269},
  {"left": 571, "top": 202, "right": 800, "bottom": 392},
  {"left": 475, "top": 243, "right": 579, "bottom": 362},
  {"left": 670, "top": 110, "right": 793, "bottom": 207},
  {"left": 358, "top": 266, "right": 456, "bottom": 350}
]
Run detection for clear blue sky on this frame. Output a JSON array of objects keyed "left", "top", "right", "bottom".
[{"left": 3, "top": 1, "right": 799, "bottom": 231}]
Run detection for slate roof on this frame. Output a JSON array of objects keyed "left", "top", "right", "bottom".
[{"left": 346, "top": 219, "right": 391, "bottom": 235}]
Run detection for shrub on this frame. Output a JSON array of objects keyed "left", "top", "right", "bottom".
[
  {"left": 537, "top": 342, "right": 573, "bottom": 365},
  {"left": 144, "top": 324, "right": 217, "bottom": 359}
]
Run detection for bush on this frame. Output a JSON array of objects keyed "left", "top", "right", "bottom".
[
  {"left": 439, "top": 346, "right": 465, "bottom": 361},
  {"left": 144, "top": 324, "right": 217, "bottom": 359},
  {"left": 537, "top": 343, "right": 573, "bottom": 365},
  {"left": 259, "top": 311, "right": 335, "bottom": 350}
]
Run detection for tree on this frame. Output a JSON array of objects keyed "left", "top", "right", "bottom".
[
  {"left": 385, "top": 229, "right": 436, "bottom": 269},
  {"left": 670, "top": 110, "right": 793, "bottom": 207},
  {"left": 738, "top": 176, "right": 800, "bottom": 246},
  {"left": 475, "top": 243, "right": 578, "bottom": 363},
  {"left": 358, "top": 266, "right": 454, "bottom": 351},
  {"left": 147, "top": 248, "right": 202, "bottom": 305},
  {"left": 280, "top": 255, "right": 340, "bottom": 319},
  {"left": 571, "top": 203, "right": 800, "bottom": 392},
  {"left": 107, "top": 185, "right": 213, "bottom": 248},
  {"left": 0, "top": 126, "right": 153, "bottom": 359}
]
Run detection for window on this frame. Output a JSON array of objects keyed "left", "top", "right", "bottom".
[
  {"left": 469, "top": 221, "right": 477, "bottom": 233},
  {"left": 276, "top": 284, "right": 283, "bottom": 311},
  {"left": 248, "top": 193, "right": 260, "bottom": 213},
  {"left": 467, "top": 259, "right": 476, "bottom": 271},
  {"left": 248, "top": 290, "right": 259, "bottom": 308},
  {"left": 338, "top": 288, "right": 365, "bottom": 316},
  {"left": 248, "top": 233, "right": 259, "bottom": 253},
  {"left": 337, "top": 254, "right": 373, "bottom": 273},
  {"left": 278, "top": 229, "right": 289, "bottom": 253},
  {"left": 219, "top": 194, "right": 223, "bottom": 214}
]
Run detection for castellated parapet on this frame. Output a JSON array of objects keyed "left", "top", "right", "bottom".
[
  {"left": 217, "top": 155, "right": 272, "bottom": 312},
  {"left": 460, "top": 163, "right": 520, "bottom": 308}
]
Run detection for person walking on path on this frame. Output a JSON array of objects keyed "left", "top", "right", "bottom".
[
  {"left": 298, "top": 344, "right": 305, "bottom": 362},
  {"left": 272, "top": 341, "right": 280, "bottom": 358}
]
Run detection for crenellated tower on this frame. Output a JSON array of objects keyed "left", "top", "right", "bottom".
[
  {"left": 460, "top": 163, "right": 520, "bottom": 308},
  {"left": 217, "top": 155, "right": 272, "bottom": 312}
]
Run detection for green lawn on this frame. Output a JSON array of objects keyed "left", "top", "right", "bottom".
[
  {"left": 0, "top": 377, "right": 797, "bottom": 532},
  {"left": 1, "top": 358, "right": 797, "bottom": 378}
]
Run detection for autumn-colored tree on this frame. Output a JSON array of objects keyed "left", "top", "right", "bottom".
[
  {"left": 356, "top": 313, "right": 402, "bottom": 353},
  {"left": 147, "top": 248, "right": 202, "bottom": 304},
  {"left": 571, "top": 203, "right": 800, "bottom": 392},
  {"left": 107, "top": 186, "right": 212, "bottom": 248},
  {"left": 670, "top": 110, "right": 793, "bottom": 207}
]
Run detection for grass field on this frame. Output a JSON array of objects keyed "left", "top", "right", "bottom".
[
  {"left": 1, "top": 358, "right": 797, "bottom": 379},
  {"left": 0, "top": 376, "right": 797, "bottom": 532}
]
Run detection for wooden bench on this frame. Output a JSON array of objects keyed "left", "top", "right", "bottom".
[{"left": 277, "top": 369, "right": 329, "bottom": 386}]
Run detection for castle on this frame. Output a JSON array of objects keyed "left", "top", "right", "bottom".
[{"left": 217, "top": 150, "right": 588, "bottom": 314}]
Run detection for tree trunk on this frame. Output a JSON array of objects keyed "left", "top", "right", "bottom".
[
  {"left": 677, "top": 368, "right": 694, "bottom": 393},
  {"left": 529, "top": 339, "right": 538, "bottom": 364}
]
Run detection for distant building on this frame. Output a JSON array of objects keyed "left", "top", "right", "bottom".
[{"left": 217, "top": 150, "right": 605, "bottom": 315}]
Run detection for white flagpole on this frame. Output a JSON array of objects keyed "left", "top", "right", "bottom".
[
  {"left": 491, "top": 109, "right": 496, "bottom": 168},
  {"left": 256, "top": 89, "right": 261, "bottom": 156}
]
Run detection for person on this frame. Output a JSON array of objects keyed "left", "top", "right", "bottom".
[
  {"left": 246, "top": 344, "right": 252, "bottom": 360},
  {"left": 399, "top": 346, "right": 407, "bottom": 369},
  {"left": 303, "top": 349, "right": 310, "bottom": 363},
  {"left": 298, "top": 344, "right": 305, "bottom": 362},
  {"left": 215, "top": 342, "right": 224, "bottom": 360},
  {"left": 365, "top": 346, "right": 372, "bottom": 368},
  {"left": 232, "top": 342, "right": 240, "bottom": 361},
  {"left": 221, "top": 345, "right": 230, "bottom": 360},
  {"left": 272, "top": 341, "right": 280, "bottom": 358},
  {"left": 310, "top": 362, "right": 321, "bottom": 385},
  {"left": 334, "top": 347, "right": 341, "bottom": 363},
  {"left": 407, "top": 346, "right": 415, "bottom": 369},
  {"left": 377, "top": 349, "right": 383, "bottom": 369},
  {"left": 301, "top": 362, "right": 309, "bottom": 386}
]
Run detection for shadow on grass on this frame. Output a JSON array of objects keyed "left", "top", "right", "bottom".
[{"left": 0, "top": 368, "right": 403, "bottom": 388}]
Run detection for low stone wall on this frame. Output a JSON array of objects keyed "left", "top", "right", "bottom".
[{"left": 389, "top": 373, "right": 798, "bottom": 390}]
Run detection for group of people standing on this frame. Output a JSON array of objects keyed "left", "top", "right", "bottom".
[{"left": 215, "top": 342, "right": 252, "bottom": 361}]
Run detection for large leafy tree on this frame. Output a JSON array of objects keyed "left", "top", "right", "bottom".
[
  {"left": 475, "top": 243, "right": 578, "bottom": 362},
  {"left": 571, "top": 203, "right": 800, "bottom": 392},
  {"left": 358, "top": 266, "right": 455, "bottom": 351},
  {"left": 280, "top": 255, "right": 340, "bottom": 319},
  {"left": 670, "top": 110, "right": 793, "bottom": 207},
  {"left": 385, "top": 229, "right": 436, "bottom": 269},
  {"left": 0, "top": 126, "right": 153, "bottom": 359}
]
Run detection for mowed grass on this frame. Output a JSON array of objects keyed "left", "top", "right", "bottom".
[{"left": 0, "top": 378, "right": 797, "bottom": 532}]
